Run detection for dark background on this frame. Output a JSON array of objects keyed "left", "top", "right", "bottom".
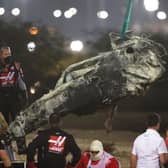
[{"left": 0, "top": 0, "right": 168, "bottom": 127}]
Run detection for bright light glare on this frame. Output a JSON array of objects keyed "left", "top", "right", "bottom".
[
  {"left": 69, "top": 7, "right": 77, "bottom": 15},
  {"left": 144, "top": 0, "right": 159, "bottom": 12},
  {"left": 70, "top": 40, "right": 83, "bottom": 52},
  {"left": 53, "top": 9, "right": 62, "bottom": 18},
  {"left": 64, "top": 10, "right": 73, "bottom": 19},
  {"left": 11, "top": 8, "right": 21, "bottom": 16},
  {"left": 27, "top": 42, "right": 36, "bottom": 52},
  {"left": 97, "top": 10, "right": 109, "bottom": 19},
  {"left": 30, "top": 87, "right": 36, "bottom": 94},
  {"left": 64, "top": 8, "right": 78, "bottom": 19},
  {"left": 0, "top": 7, "right": 5, "bottom": 16},
  {"left": 156, "top": 11, "right": 167, "bottom": 20}
]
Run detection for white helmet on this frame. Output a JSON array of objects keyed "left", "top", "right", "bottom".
[{"left": 89, "top": 140, "right": 104, "bottom": 161}]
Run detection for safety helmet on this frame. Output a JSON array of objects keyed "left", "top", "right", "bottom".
[{"left": 89, "top": 140, "right": 104, "bottom": 161}]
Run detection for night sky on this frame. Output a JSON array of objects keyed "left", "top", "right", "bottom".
[{"left": 1, "top": 0, "right": 168, "bottom": 40}]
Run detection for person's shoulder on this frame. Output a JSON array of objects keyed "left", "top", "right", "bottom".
[
  {"left": 148, "top": 129, "right": 163, "bottom": 141},
  {"left": 132, "top": 133, "right": 144, "bottom": 145},
  {"left": 158, "top": 135, "right": 165, "bottom": 142},
  {"left": 107, "top": 155, "right": 120, "bottom": 168},
  {"left": 82, "top": 151, "right": 90, "bottom": 159},
  {"left": 59, "top": 129, "right": 73, "bottom": 137},
  {"left": 59, "top": 130, "right": 77, "bottom": 143},
  {"left": 35, "top": 128, "right": 48, "bottom": 137},
  {"left": 48, "top": 128, "right": 72, "bottom": 138},
  {"left": 135, "top": 131, "right": 145, "bottom": 140}
]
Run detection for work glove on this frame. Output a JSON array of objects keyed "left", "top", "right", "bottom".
[{"left": 27, "top": 162, "right": 37, "bottom": 168}]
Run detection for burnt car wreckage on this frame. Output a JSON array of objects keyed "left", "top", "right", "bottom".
[{"left": 2, "top": 32, "right": 168, "bottom": 151}]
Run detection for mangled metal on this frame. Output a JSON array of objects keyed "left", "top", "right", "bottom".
[{"left": 6, "top": 32, "right": 168, "bottom": 139}]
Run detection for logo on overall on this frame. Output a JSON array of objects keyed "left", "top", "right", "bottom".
[
  {"left": 0, "top": 71, "right": 15, "bottom": 86},
  {"left": 48, "top": 135, "right": 66, "bottom": 153}
]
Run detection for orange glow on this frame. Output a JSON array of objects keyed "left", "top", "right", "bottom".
[{"left": 29, "top": 27, "right": 39, "bottom": 35}]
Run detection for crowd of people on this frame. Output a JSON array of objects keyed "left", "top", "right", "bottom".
[
  {"left": 25, "top": 113, "right": 168, "bottom": 168},
  {"left": 0, "top": 112, "right": 168, "bottom": 168},
  {"left": 0, "top": 46, "right": 168, "bottom": 168}
]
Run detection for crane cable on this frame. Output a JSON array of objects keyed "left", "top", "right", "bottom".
[{"left": 121, "top": 0, "right": 134, "bottom": 40}]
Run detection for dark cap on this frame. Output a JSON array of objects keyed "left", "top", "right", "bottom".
[
  {"left": 147, "top": 113, "right": 161, "bottom": 127},
  {"left": 49, "top": 112, "right": 61, "bottom": 125}
]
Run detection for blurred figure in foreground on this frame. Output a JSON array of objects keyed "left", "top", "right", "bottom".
[
  {"left": 130, "top": 113, "right": 168, "bottom": 168},
  {"left": 76, "top": 139, "right": 120, "bottom": 168},
  {"left": 27, "top": 113, "right": 81, "bottom": 168},
  {"left": 164, "top": 126, "right": 168, "bottom": 168},
  {"left": 165, "top": 126, "right": 168, "bottom": 148},
  {"left": 0, "top": 45, "right": 28, "bottom": 159},
  {"left": 0, "top": 46, "right": 28, "bottom": 124},
  {"left": 0, "top": 138, "right": 12, "bottom": 168}
]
